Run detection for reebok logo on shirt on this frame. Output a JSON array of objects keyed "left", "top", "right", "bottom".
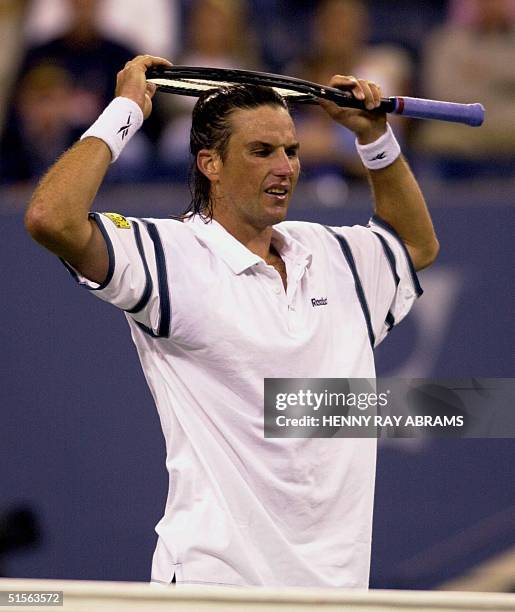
[{"left": 311, "top": 297, "right": 328, "bottom": 307}]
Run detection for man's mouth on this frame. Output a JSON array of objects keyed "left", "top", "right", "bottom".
[{"left": 264, "top": 187, "right": 289, "bottom": 200}]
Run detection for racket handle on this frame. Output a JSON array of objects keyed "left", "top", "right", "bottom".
[{"left": 388, "top": 96, "right": 485, "bottom": 127}]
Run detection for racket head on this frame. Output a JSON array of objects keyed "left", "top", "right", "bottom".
[{"left": 145, "top": 65, "right": 357, "bottom": 107}]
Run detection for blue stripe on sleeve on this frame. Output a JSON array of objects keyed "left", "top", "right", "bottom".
[
  {"left": 87, "top": 212, "right": 115, "bottom": 290},
  {"left": 372, "top": 231, "right": 400, "bottom": 288},
  {"left": 372, "top": 232, "right": 399, "bottom": 334},
  {"left": 134, "top": 221, "right": 170, "bottom": 339},
  {"left": 125, "top": 220, "right": 154, "bottom": 314},
  {"left": 370, "top": 214, "right": 423, "bottom": 297},
  {"left": 59, "top": 212, "right": 115, "bottom": 290},
  {"left": 324, "top": 226, "right": 375, "bottom": 349}
]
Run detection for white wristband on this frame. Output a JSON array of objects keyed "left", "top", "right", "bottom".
[
  {"left": 80, "top": 97, "right": 144, "bottom": 163},
  {"left": 355, "top": 124, "right": 401, "bottom": 170}
]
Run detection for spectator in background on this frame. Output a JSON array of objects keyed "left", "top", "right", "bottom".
[
  {"left": 24, "top": 0, "right": 178, "bottom": 60},
  {"left": 418, "top": 0, "right": 515, "bottom": 179},
  {"left": 180, "top": 0, "right": 258, "bottom": 71},
  {"left": 0, "top": 0, "right": 152, "bottom": 184},
  {"left": 288, "top": 0, "right": 412, "bottom": 190},
  {"left": 19, "top": 0, "right": 136, "bottom": 130},
  {"left": 0, "top": 0, "right": 29, "bottom": 136},
  {"left": 246, "top": 0, "right": 314, "bottom": 73},
  {"left": 0, "top": 64, "right": 75, "bottom": 183},
  {"left": 158, "top": 0, "right": 260, "bottom": 178}
]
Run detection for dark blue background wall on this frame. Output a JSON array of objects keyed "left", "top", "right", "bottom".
[{"left": 1, "top": 182, "right": 514, "bottom": 587}]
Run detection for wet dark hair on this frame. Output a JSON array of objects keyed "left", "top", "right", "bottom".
[{"left": 183, "top": 84, "right": 289, "bottom": 220}]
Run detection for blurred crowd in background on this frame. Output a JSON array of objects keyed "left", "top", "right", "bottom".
[{"left": 1, "top": 0, "right": 515, "bottom": 187}]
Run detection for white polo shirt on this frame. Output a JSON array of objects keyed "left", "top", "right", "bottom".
[{"left": 63, "top": 212, "right": 422, "bottom": 588}]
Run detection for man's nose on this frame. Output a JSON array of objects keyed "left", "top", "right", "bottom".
[{"left": 273, "top": 150, "right": 294, "bottom": 176}]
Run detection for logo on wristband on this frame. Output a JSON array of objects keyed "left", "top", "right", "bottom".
[{"left": 117, "top": 113, "right": 133, "bottom": 140}]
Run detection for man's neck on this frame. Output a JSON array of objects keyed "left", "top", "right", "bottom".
[
  {"left": 212, "top": 211, "right": 274, "bottom": 261},
  {"left": 211, "top": 209, "right": 287, "bottom": 290}
]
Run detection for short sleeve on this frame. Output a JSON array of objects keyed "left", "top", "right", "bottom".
[
  {"left": 61, "top": 212, "right": 169, "bottom": 337},
  {"left": 328, "top": 214, "right": 423, "bottom": 347}
]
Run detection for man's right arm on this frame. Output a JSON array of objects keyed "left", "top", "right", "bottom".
[
  {"left": 25, "top": 138, "right": 112, "bottom": 283},
  {"left": 25, "top": 54, "right": 172, "bottom": 284}
]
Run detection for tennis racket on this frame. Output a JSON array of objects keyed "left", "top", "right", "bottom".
[{"left": 146, "top": 66, "right": 484, "bottom": 127}]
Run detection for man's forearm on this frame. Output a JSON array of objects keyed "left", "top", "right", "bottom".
[
  {"left": 367, "top": 155, "right": 439, "bottom": 270},
  {"left": 316, "top": 74, "right": 439, "bottom": 271}
]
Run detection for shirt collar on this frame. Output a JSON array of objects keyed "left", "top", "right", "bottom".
[
  {"left": 186, "top": 215, "right": 312, "bottom": 275},
  {"left": 271, "top": 223, "right": 313, "bottom": 270}
]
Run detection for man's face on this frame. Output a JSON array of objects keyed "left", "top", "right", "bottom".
[{"left": 212, "top": 104, "right": 300, "bottom": 230}]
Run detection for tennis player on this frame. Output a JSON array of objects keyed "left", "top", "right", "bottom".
[{"left": 25, "top": 55, "right": 439, "bottom": 588}]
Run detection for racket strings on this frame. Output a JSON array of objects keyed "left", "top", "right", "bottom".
[{"left": 147, "top": 76, "right": 319, "bottom": 102}]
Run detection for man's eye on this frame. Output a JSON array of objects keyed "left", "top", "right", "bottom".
[
  {"left": 286, "top": 149, "right": 299, "bottom": 158},
  {"left": 253, "top": 149, "right": 270, "bottom": 157}
]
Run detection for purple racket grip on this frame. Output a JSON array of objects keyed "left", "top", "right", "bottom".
[{"left": 393, "top": 96, "right": 485, "bottom": 127}]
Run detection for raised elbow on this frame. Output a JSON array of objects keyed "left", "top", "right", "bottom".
[
  {"left": 25, "top": 204, "right": 45, "bottom": 240},
  {"left": 413, "top": 237, "right": 440, "bottom": 271},
  {"left": 24, "top": 203, "right": 56, "bottom": 244},
  {"left": 24, "top": 199, "right": 76, "bottom": 252}
]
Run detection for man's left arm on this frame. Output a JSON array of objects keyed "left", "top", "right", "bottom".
[
  {"left": 365, "top": 154, "right": 438, "bottom": 271},
  {"left": 319, "top": 75, "right": 439, "bottom": 271}
]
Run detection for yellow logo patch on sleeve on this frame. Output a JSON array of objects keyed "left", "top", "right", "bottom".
[{"left": 102, "top": 212, "right": 131, "bottom": 229}]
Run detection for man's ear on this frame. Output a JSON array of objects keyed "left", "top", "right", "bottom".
[{"left": 197, "top": 149, "right": 221, "bottom": 182}]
